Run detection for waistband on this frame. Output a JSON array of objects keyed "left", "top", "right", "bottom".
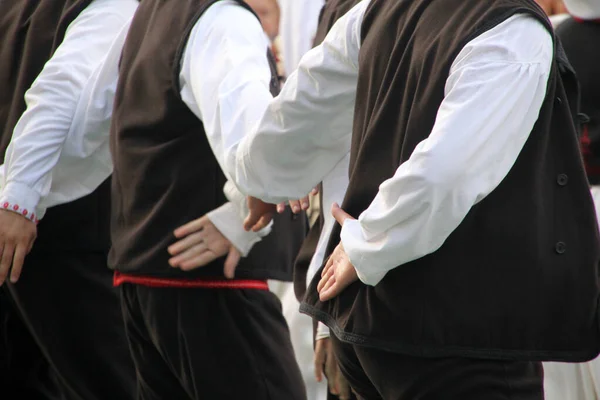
[{"left": 113, "top": 271, "right": 269, "bottom": 290}]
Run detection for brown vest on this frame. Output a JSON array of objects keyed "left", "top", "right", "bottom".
[
  {"left": 0, "top": 0, "right": 113, "bottom": 252},
  {"left": 110, "top": 0, "right": 307, "bottom": 280},
  {"left": 301, "top": 0, "right": 600, "bottom": 362}
]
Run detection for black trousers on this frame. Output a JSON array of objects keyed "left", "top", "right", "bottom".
[
  {"left": 2, "top": 250, "right": 136, "bottom": 400},
  {"left": 331, "top": 335, "right": 544, "bottom": 400},
  {"left": 120, "top": 283, "right": 307, "bottom": 400},
  {"left": 0, "top": 290, "right": 61, "bottom": 400}
]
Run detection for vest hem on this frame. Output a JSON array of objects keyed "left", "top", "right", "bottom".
[{"left": 299, "top": 303, "right": 600, "bottom": 363}]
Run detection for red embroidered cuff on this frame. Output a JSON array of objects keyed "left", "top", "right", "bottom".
[{"left": 1, "top": 202, "right": 39, "bottom": 224}]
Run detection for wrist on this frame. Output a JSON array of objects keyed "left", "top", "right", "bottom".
[
  {"left": 207, "top": 202, "right": 263, "bottom": 256},
  {"left": 0, "top": 181, "right": 41, "bottom": 224}
]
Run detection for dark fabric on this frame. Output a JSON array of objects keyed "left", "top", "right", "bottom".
[
  {"left": 120, "top": 283, "right": 306, "bottom": 400},
  {"left": 556, "top": 18, "right": 600, "bottom": 184},
  {"left": 313, "top": 0, "right": 363, "bottom": 47},
  {"left": 0, "top": 0, "right": 111, "bottom": 252},
  {"left": 110, "top": 0, "right": 307, "bottom": 280},
  {"left": 0, "top": 290, "right": 61, "bottom": 400},
  {"left": 302, "top": 0, "right": 600, "bottom": 361},
  {"left": 5, "top": 250, "right": 136, "bottom": 400},
  {"left": 331, "top": 335, "right": 544, "bottom": 400}
]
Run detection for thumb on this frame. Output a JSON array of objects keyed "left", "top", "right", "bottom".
[
  {"left": 224, "top": 246, "right": 241, "bottom": 279},
  {"left": 331, "top": 203, "right": 354, "bottom": 226}
]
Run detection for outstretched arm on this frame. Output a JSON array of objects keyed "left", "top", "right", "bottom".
[{"left": 179, "top": 0, "right": 368, "bottom": 205}]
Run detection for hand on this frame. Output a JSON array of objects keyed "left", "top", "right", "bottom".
[
  {"left": 244, "top": 196, "right": 277, "bottom": 232},
  {"left": 314, "top": 337, "right": 351, "bottom": 399},
  {"left": 275, "top": 186, "right": 320, "bottom": 214},
  {"left": 0, "top": 210, "right": 37, "bottom": 286},
  {"left": 317, "top": 203, "right": 359, "bottom": 301},
  {"left": 168, "top": 216, "right": 241, "bottom": 278},
  {"left": 245, "top": 187, "right": 319, "bottom": 232}
]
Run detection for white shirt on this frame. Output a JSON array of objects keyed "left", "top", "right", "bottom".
[
  {"left": 0, "top": 0, "right": 138, "bottom": 220},
  {"left": 0, "top": 0, "right": 262, "bottom": 257},
  {"left": 276, "top": 0, "right": 325, "bottom": 74},
  {"left": 190, "top": 0, "right": 553, "bottom": 286}
]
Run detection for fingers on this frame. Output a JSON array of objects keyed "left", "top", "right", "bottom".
[
  {"left": 10, "top": 244, "right": 27, "bottom": 284},
  {"left": 276, "top": 202, "right": 286, "bottom": 213},
  {"left": 337, "top": 371, "right": 352, "bottom": 400},
  {"left": 331, "top": 203, "right": 354, "bottom": 226},
  {"left": 0, "top": 244, "right": 14, "bottom": 286},
  {"left": 246, "top": 213, "right": 274, "bottom": 232},
  {"left": 324, "top": 341, "right": 339, "bottom": 395},
  {"left": 168, "top": 231, "right": 205, "bottom": 256},
  {"left": 314, "top": 339, "right": 327, "bottom": 383},
  {"left": 178, "top": 251, "right": 220, "bottom": 271},
  {"left": 317, "top": 262, "right": 334, "bottom": 292},
  {"left": 223, "top": 246, "right": 241, "bottom": 279},
  {"left": 321, "top": 254, "right": 334, "bottom": 278},
  {"left": 168, "top": 240, "right": 208, "bottom": 267},
  {"left": 311, "top": 186, "right": 319, "bottom": 196},
  {"left": 277, "top": 196, "right": 311, "bottom": 214},
  {"left": 299, "top": 196, "right": 310, "bottom": 211},
  {"left": 288, "top": 199, "right": 302, "bottom": 213},
  {"left": 244, "top": 210, "right": 271, "bottom": 232},
  {"left": 319, "top": 275, "right": 338, "bottom": 302},
  {"left": 173, "top": 216, "right": 207, "bottom": 238},
  {"left": 0, "top": 245, "right": 6, "bottom": 286}
]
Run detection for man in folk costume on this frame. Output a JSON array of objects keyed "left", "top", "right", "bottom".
[
  {"left": 0, "top": 0, "right": 138, "bottom": 398},
  {"left": 176, "top": 0, "right": 600, "bottom": 397},
  {"left": 109, "top": 0, "right": 307, "bottom": 398},
  {"left": 543, "top": 1, "right": 600, "bottom": 399}
]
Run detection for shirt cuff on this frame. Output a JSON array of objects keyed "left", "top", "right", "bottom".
[
  {"left": 206, "top": 202, "right": 264, "bottom": 256},
  {"left": 0, "top": 181, "right": 41, "bottom": 223},
  {"left": 340, "top": 218, "right": 388, "bottom": 286},
  {"left": 315, "top": 322, "right": 330, "bottom": 341}
]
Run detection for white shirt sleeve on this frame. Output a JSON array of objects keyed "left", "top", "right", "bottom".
[
  {"left": 206, "top": 181, "right": 272, "bottom": 257},
  {"left": 179, "top": 0, "right": 275, "bottom": 254},
  {"left": 226, "top": 1, "right": 367, "bottom": 204},
  {"left": 0, "top": 0, "right": 138, "bottom": 221},
  {"left": 179, "top": 0, "right": 274, "bottom": 182},
  {"left": 342, "top": 14, "right": 554, "bottom": 286}
]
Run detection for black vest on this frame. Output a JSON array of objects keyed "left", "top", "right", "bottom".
[
  {"left": 110, "top": 0, "right": 307, "bottom": 279},
  {"left": 0, "top": 0, "right": 112, "bottom": 253},
  {"left": 301, "top": 0, "right": 600, "bottom": 362},
  {"left": 556, "top": 18, "right": 600, "bottom": 185}
]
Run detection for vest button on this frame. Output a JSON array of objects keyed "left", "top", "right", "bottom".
[
  {"left": 555, "top": 242, "right": 567, "bottom": 254},
  {"left": 578, "top": 113, "right": 591, "bottom": 124},
  {"left": 555, "top": 97, "right": 562, "bottom": 105},
  {"left": 557, "top": 174, "right": 569, "bottom": 186}
]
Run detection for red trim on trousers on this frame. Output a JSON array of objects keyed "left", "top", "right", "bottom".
[{"left": 113, "top": 271, "right": 269, "bottom": 290}]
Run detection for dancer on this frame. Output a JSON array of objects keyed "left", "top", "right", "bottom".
[
  {"left": 0, "top": 0, "right": 138, "bottom": 399},
  {"left": 110, "top": 0, "right": 307, "bottom": 398}
]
